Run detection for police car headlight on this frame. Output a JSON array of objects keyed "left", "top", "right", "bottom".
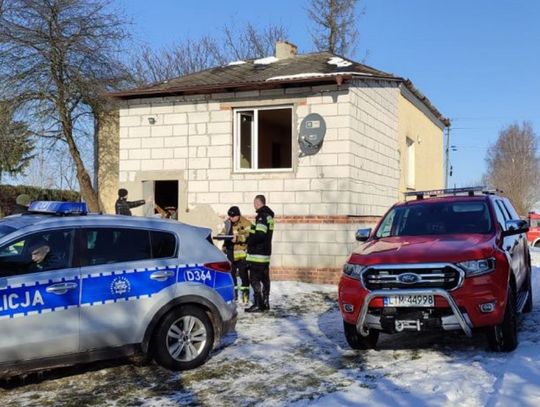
[
  {"left": 457, "top": 258, "right": 495, "bottom": 277},
  {"left": 343, "top": 263, "right": 363, "bottom": 279}
]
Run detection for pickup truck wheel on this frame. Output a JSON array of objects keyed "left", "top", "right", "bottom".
[
  {"left": 487, "top": 288, "right": 518, "bottom": 352},
  {"left": 344, "top": 321, "right": 379, "bottom": 349},
  {"left": 153, "top": 306, "right": 214, "bottom": 371}
]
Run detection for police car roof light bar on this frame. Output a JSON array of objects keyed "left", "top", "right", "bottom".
[
  {"left": 28, "top": 201, "right": 88, "bottom": 216},
  {"left": 404, "top": 186, "right": 495, "bottom": 200}
]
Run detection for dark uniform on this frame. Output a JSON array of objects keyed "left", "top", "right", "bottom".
[
  {"left": 115, "top": 189, "right": 145, "bottom": 216},
  {"left": 246, "top": 205, "right": 274, "bottom": 312}
]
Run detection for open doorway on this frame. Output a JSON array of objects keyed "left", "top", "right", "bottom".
[
  {"left": 141, "top": 180, "right": 179, "bottom": 218},
  {"left": 155, "top": 180, "right": 178, "bottom": 219}
]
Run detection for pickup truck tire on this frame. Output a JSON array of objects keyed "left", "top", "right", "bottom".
[
  {"left": 153, "top": 306, "right": 214, "bottom": 370},
  {"left": 344, "top": 321, "right": 379, "bottom": 349},
  {"left": 487, "top": 288, "right": 518, "bottom": 352}
]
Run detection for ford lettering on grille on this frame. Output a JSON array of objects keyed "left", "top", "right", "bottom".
[{"left": 398, "top": 273, "right": 420, "bottom": 284}]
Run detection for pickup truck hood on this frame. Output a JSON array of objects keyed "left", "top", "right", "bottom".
[{"left": 349, "top": 234, "right": 497, "bottom": 265}]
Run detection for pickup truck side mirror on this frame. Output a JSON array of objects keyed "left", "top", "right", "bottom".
[
  {"left": 355, "top": 228, "right": 372, "bottom": 242},
  {"left": 502, "top": 219, "right": 529, "bottom": 237}
]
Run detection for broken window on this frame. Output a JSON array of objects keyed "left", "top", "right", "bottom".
[{"left": 235, "top": 107, "right": 292, "bottom": 171}]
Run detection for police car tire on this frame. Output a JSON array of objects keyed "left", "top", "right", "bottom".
[{"left": 153, "top": 306, "right": 215, "bottom": 371}]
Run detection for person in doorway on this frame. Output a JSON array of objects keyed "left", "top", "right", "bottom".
[
  {"left": 115, "top": 188, "right": 149, "bottom": 216},
  {"left": 220, "top": 206, "right": 252, "bottom": 303},
  {"left": 245, "top": 195, "right": 275, "bottom": 313}
]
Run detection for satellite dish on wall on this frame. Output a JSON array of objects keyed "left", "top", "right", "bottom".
[{"left": 298, "top": 113, "right": 326, "bottom": 157}]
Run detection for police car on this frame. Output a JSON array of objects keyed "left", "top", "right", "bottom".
[{"left": 0, "top": 201, "right": 237, "bottom": 375}]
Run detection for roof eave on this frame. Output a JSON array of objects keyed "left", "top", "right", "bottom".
[{"left": 108, "top": 73, "right": 401, "bottom": 99}]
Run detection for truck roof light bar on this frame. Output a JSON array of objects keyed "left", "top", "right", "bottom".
[{"left": 404, "top": 186, "right": 501, "bottom": 200}]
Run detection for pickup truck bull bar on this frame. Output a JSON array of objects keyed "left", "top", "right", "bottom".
[{"left": 356, "top": 288, "right": 473, "bottom": 337}]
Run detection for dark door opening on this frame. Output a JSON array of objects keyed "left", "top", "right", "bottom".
[{"left": 154, "top": 181, "right": 179, "bottom": 215}]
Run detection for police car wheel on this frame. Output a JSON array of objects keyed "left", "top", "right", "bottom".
[{"left": 153, "top": 306, "right": 214, "bottom": 371}]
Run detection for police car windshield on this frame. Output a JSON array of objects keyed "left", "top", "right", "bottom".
[
  {"left": 0, "top": 225, "right": 15, "bottom": 240},
  {"left": 376, "top": 201, "right": 493, "bottom": 237}
]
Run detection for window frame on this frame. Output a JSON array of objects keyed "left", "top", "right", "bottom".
[
  {"left": 76, "top": 227, "right": 178, "bottom": 268},
  {"left": 0, "top": 227, "right": 76, "bottom": 278},
  {"left": 233, "top": 105, "right": 294, "bottom": 173}
]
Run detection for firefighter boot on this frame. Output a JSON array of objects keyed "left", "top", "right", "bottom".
[
  {"left": 245, "top": 293, "right": 264, "bottom": 313},
  {"left": 241, "top": 287, "right": 250, "bottom": 304},
  {"left": 262, "top": 293, "right": 270, "bottom": 311}
]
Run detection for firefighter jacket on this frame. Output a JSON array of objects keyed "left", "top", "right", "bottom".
[
  {"left": 221, "top": 216, "right": 252, "bottom": 262},
  {"left": 246, "top": 205, "right": 275, "bottom": 264}
]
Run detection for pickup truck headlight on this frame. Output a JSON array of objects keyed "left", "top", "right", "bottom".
[
  {"left": 457, "top": 258, "right": 495, "bottom": 277},
  {"left": 343, "top": 263, "right": 363, "bottom": 279}
]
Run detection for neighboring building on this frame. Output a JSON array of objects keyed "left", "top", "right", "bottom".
[{"left": 98, "top": 41, "right": 449, "bottom": 284}]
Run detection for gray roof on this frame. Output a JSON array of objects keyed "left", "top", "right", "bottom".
[{"left": 111, "top": 51, "right": 448, "bottom": 126}]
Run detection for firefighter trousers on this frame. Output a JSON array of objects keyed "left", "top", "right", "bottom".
[{"left": 248, "top": 261, "right": 270, "bottom": 298}]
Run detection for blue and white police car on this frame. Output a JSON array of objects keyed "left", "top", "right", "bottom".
[{"left": 0, "top": 201, "right": 237, "bottom": 375}]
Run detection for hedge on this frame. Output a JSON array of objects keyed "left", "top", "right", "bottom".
[{"left": 0, "top": 185, "right": 80, "bottom": 217}]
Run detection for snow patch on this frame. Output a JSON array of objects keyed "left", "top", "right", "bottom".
[
  {"left": 227, "top": 60, "right": 246, "bottom": 66},
  {"left": 254, "top": 56, "right": 279, "bottom": 65},
  {"left": 266, "top": 72, "right": 372, "bottom": 81},
  {"left": 328, "top": 56, "right": 353, "bottom": 67}
]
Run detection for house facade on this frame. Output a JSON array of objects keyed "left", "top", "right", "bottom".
[{"left": 98, "top": 42, "right": 448, "bottom": 284}]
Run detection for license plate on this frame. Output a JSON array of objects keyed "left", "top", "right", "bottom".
[{"left": 383, "top": 294, "right": 434, "bottom": 307}]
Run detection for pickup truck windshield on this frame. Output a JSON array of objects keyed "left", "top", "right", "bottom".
[{"left": 376, "top": 201, "right": 492, "bottom": 238}]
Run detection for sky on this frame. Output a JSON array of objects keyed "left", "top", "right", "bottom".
[{"left": 119, "top": 0, "right": 540, "bottom": 188}]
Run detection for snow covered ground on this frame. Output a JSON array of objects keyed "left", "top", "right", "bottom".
[{"left": 2, "top": 253, "right": 540, "bottom": 406}]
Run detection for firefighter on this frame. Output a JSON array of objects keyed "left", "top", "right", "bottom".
[
  {"left": 221, "top": 206, "right": 252, "bottom": 303},
  {"left": 245, "top": 195, "right": 275, "bottom": 313}
]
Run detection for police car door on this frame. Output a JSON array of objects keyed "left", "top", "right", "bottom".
[
  {"left": 78, "top": 227, "right": 178, "bottom": 350},
  {"left": 0, "top": 229, "right": 79, "bottom": 363}
]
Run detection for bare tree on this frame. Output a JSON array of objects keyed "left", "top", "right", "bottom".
[
  {"left": 485, "top": 122, "right": 540, "bottom": 215},
  {"left": 0, "top": 101, "right": 34, "bottom": 182},
  {"left": 130, "top": 22, "right": 288, "bottom": 85},
  {"left": 0, "top": 0, "right": 129, "bottom": 211},
  {"left": 307, "top": 0, "right": 361, "bottom": 56}
]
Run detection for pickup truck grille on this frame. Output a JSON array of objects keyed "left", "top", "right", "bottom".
[{"left": 362, "top": 265, "right": 462, "bottom": 291}]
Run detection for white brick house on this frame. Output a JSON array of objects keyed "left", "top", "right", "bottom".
[{"left": 99, "top": 42, "right": 448, "bottom": 283}]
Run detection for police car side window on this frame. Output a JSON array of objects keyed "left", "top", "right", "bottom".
[
  {"left": 82, "top": 228, "right": 152, "bottom": 266},
  {"left": 150, "top": 231, "right": 176, "bottom": 259},
  {"left": 0, "top": 229, "right": 74, "bottom": 277}
]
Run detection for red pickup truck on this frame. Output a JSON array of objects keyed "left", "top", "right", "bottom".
[
  {"left": 339, "top": 187, "right": 532, "bottom": 352},
  {"left": 527, "top": 212, "right": 540, "bottom": 247}
]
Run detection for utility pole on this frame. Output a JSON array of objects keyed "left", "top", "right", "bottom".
[{"left": 444, "top": 126, "right": 451, "bottom": 188}]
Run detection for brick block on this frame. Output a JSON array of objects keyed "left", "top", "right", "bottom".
[
  {"left": 163, "top": 159, "right": 186, "bottom": 170},
  {"left": 142, "top": 138, "right": 163, "bottom": 148},
  {"left": 119, "top": 138, "right": 141, "bottom": 149},
  {"left": 151, "top": 126, "right": 173, "bottom": 137},
  {"left": 151, "top": 148, "right": 174, "bottom": 159},
  {"left": 119, "top": 116, "right": 141, "bottom": 127},
  {"left": 209, "top": 180, "right": 233, "bottom": 192},
  {"left": 129, "top": 127, "right": 150, "bottom": 138},
  {"left": 163, "top": 113, "right": 187, "bottom": 125},
  {"left": 208, "top": 122, "right": 231, "bottom": 134},
  {"left": 189, "top": 112, "right": 210, "bottom": 123},
  {"left": 119, "top": 160, "right": 140, "bottom": 171},
  {"left": 140, "top": 159, "right": 163, "bottom": 171}
]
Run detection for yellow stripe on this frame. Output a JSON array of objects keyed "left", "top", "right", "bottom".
[
  {"left": 247, "top": 254, "right": 270, "bottom": 263},
  {"left": 256, "top": 224, "right": 268, "bottom": 233}
]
